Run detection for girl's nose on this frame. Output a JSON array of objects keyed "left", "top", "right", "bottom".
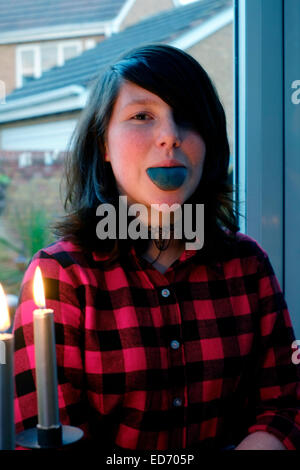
[{"left": 156, "top": 116, "right": 181, "bottom": 150}]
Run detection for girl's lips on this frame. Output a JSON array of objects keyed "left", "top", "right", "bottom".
[
  {"left": 148, "top": 159, "right": 186, "bottom": 168},
  {"left": 146, "top": 166, "right": 187, "bottom": 190}
]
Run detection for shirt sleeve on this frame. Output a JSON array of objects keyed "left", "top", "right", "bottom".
[
  {"left": 13, "top": 248, "right": 92, "bottom": 446},
  {"left": 246, "top": 250, "right": 300, "bottom": 449}
]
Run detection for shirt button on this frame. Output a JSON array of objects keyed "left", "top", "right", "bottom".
[
  {"left": 170, "top": 340, "right": 180, "bottom": 350},
  {"left": 161, "top": 288, "right": 170, "bottom": 298},
  {"left": 173, "top": 397, "right": 183, "bottom": 407}
]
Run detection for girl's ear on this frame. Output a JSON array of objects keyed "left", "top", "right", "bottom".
[
  {"left": 101, "top": 140, "right": 110, "bottom": 162},
  {"left": 104, "top": 143, "right": 110, "bottom": 162}
]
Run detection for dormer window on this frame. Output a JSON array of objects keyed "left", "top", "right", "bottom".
[
  {"left": 18, "top": 46, "right": 40, "bottom": 86},
  {"left": 16, "top": 41, "right": 83, "bottom": 88}
]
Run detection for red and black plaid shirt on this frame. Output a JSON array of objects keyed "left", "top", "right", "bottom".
[{"left": 13, "top": 232, "right": 300, "bottom": 450}]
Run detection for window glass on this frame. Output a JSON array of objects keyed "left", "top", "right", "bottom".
[
  {"left": 21, "top": 49, "right": 35, "bottom": 83},
  {"left": 62, "top": 44, "right": 80, "bottom": 62},
  {"left": 41, "top": 44, "right": 58, "bottom": 72}
]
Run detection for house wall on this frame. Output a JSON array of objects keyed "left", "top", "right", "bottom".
[
  {"left": 0, "top": 149, "right": 65, "bottom": 180},
  {"left": 187, "top": 23, "right": 234, "bottom": 154},
  {"left": 0, "top": 111, "right": 80, "bottom": 151},
  {"left": 0, "top": 44, "right": 17, "bottom": 96},
  {"left": 120, "top": 0, "right": 174, "bottom": 29},
  {"left": 0, "top": 25, "right": 234, "bottom": 168},
  {"left": 0, "top": 0, "right": 176, "bottom": 95},
  {"left": 0, "top": 35, "right": 105, "bottom": 95}
]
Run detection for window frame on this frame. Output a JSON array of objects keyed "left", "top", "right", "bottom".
[
  {"left": 234, "top": 0, "right": 284, "bottom": 286},
  {"left": 57, "top": 41, "right": 83, "bottom": 67},
  {"left": 16, "top": 45, "right": 41, "bottom": 88}
]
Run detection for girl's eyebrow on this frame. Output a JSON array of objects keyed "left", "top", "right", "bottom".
[{"left": 121, "top": 98, "right": 161, "bottom": 110}]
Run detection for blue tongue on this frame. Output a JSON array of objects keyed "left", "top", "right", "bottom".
[{"left": 146, "top": 167, "right": 187, "bottom": 190}]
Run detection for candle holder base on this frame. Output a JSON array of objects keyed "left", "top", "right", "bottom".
[{"left": 16, "top": 425, "right": 83, "bottom": 449}]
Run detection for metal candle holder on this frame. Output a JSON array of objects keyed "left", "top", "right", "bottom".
[
  {"left": 16, "top": 423, "right": 83, "bottom": 449},
  {"left": 15, "top": 269, "right": 84, "bottom": 449}
]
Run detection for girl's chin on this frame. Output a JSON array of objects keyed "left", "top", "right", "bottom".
[
  {"left": 144, "top": 183, "right": 184, "bottom": 200},
  {"left": 146, "top": 192, "right": 186, "bottom": 207},
  {"left": 121, "top": 186, "right": 187, "bottom": 208}
]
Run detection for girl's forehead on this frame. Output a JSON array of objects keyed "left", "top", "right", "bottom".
[{"left": 115, "top": 81, "right": 169, "bottom": 109}]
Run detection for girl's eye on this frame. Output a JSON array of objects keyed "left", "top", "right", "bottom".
[
  {"left": 174, "top": 115, "right": 194, "bottom": 129},
  {"left": 173, "top": 110, "right": 197, "bottom": 130},
  {"left": 132, "top": 113, "right": 151, "bottom": 121}
]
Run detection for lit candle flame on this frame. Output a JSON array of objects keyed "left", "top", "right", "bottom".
[
  {"left": 0, "top": 283, "right": 10, "bottom": 332},
  {"left": 33, "top": 267, "right": 46, "bottom": 308}
]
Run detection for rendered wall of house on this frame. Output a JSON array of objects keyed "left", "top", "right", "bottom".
[
  {"left": 0, "top": 44, "right": 17, "bottom": 96},
  {"left": 120, "top": 0, "right": 174, "bottom": 29}
]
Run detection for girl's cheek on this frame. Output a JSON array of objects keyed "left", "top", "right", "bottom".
[{"left": 128, "top": 132, "right": 152, "bottom": 151}]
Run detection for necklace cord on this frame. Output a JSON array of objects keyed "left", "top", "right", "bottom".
[{"left": 149, "top": 225, "right": 174, "bottom": 265}]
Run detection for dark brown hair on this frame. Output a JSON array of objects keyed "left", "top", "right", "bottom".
[{"left": 53, "top": 44, "right": 239, "bottom": 264}]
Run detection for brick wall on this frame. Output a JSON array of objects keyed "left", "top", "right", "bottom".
[{"left": 0, "top": 150, "right": 65, "bottom": 180}]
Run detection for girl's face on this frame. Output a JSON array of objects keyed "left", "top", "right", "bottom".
[{"left": 105, "top": 81, "right": 206, "bottom": 212}]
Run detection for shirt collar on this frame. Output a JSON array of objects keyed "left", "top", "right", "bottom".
[{"left": 90, "top": 241, "right": 222, "bottom": 273}]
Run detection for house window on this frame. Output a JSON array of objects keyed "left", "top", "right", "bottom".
[
  {"left": 85, "top": 39, "right": 96, "bottom": 50},
  {"left": 16, "top": 41, "right": 82, "bottom": 87},
  {"left": 41, "top": 44, "right": 58, "bottom": 72},
  {"left": 62, "top": 44, "right": 80, "bottom": 61},
  {"left": 57, "top": 42, "right": 83, "bottom": 66},
  {"left": 18, "top": 47, "right": 40, "bottom": 86}
]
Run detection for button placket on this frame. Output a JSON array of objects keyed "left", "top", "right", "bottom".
[{"left": 158, "top": 284, "right": 186, "bottom": 441}]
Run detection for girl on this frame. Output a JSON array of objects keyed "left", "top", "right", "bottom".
[{"left": 13, "top": 44, "right": 300, "bottom": 451}]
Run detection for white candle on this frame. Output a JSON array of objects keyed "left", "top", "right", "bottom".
[
  {"left": 33, "top": 267, "right": 60, "bottom": 429},
  {"left": 0, "top": 284, "right": 15, "bottom": 450}
]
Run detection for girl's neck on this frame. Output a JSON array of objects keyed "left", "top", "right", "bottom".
[{"left": 142, "top": 236, "right": 185, "bottom": 274}]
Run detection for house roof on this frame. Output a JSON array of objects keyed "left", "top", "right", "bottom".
[
  {"left": 5, "top": 0, "right": 232, "bottom": 105},
  {"left": 0, "top": 0, "right": 128, "bottom": 33}
]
